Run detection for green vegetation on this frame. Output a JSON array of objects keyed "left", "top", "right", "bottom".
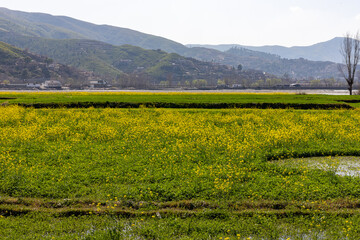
[
  {"left": 1, "top": 92, "right": 360, "bottom": 108},
  {"left": 0, "top": 7, "right": 187, "bottom": 54},
  {"left": 3, "top": 106, "right": 360, "bottom": 200},
  {"left": 0, "top": 41, "right": 24, "bottom": 63},
  {"left": 225, "top": 47, "right": 339, "bottom": 79},
  {"left": 0, "top": 34, "right": 252, "bottom": 86},
  {"left": 2, "top": 212, "right": 360, "bottom": 239},
  {"left": 0, "top": 41, "right": 87, "bottom": 83},
  {"left": 0, "top": 7, "right": 341, "bottom": 82},
  {"left": 2, "top": 97, "right": 360, "bottom": 238}
]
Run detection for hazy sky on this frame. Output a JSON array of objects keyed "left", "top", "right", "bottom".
[{"left": 1, "top": 0, "right": 360, "bottom": 47}]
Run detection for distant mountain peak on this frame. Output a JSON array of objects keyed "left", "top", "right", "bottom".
[
  {"left": 187, "top": 37, "right": 344, "bottom": 63},
  {"left": 0, "top": 7, "right": 343, "bottom": 80}
]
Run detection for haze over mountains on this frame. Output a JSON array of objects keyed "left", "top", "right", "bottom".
[
  {"left": 187, "top": 37, "right": 344, "bottom": 64},
  {"left": 0, "top": 7, "right": 187, "bottom": 54},
  {"left": 0, "top": 7, "right": 345, "bottom": 85},
  {"left": 2, "top": 31, "right": 269, "bottom": 87}
]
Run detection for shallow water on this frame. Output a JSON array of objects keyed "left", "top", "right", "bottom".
[{"left": 274, "top": 156, "right": 360, "bottom": 177}]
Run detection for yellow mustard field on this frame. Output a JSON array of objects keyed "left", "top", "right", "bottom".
[{"left": 1, "top": 106, "right": 360, "bottom": 201}]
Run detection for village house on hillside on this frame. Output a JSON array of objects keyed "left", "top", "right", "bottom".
[
  {"left": 89, "top": 80, "right": 109, "bottom": 88},
  {"left": 42, "top": 80, "right": 62, "bottom": 89}
]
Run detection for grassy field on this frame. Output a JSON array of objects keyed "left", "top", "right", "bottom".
[
  {"left": 1, "top": 91, "right": 360, "bottom": 107},
  {"left": 1, "top": 92, "right": 360, "bottom": 239}
]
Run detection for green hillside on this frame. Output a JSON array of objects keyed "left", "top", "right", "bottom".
[
  {"left": 0, "top": 7, "right": 187, "bottom": 54},
  {"left": 0, "top": 41, "right": 88, "bottom": 84},
  {"left": 224, "top": 47, "right": 340, "bottom": 79},
  {"left": 0, "top": 41, "right": 25, "bottom": 63},
  {"left": 0, "top": 32, "right": 272, "bottom": 87},
  {"left": 0, "top": 7, "right": 342, "bottom": 80},
  {"left": 184, "top": 46, "right": 341, "bottom": 79}
]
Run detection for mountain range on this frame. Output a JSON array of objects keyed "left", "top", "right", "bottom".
[
  {"left": 0, "top": 32, "right": 271, "bottom": 87},
  {"left": 187, "top": 37, "right": 344, "bottom": 63},
  {"left": 0, "top": 7, "right": 187, "bottom": 54},
  {"left": 0, "top": 7, "right": 345, "bottom": 84}
]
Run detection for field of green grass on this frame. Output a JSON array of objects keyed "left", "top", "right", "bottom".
[
  {"left": 1, "top": 91, "right": 360, "bottom": 106},
  {"left": 1, "top": 92, "right": 360, "bottom": 239},
  {"left": 2, "top": 91, "right": 360, "bottom": 111}
]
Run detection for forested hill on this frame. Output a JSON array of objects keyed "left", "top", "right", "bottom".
[
  {"left": 0, "top": 32, "right": 272, "bottom": 87},
  {"left": 224, "top": 47, "right": 340, "bottom": 79},
  {"left": 0, "top": 41, "right": 87, "bottom": 84},
  {"left": 0, "top": 7, "right": 342, "bottom": 80},
  {"left": 0, "top": 7, "right": 187, "bottom": 54}
]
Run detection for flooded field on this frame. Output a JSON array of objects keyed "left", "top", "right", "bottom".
[{"left": 274, "top": 156, "right": 360, "bottom": 177}]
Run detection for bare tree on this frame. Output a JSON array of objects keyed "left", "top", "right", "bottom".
[{"left": 339, "top": 32, "right": 360, "bottom": 95}]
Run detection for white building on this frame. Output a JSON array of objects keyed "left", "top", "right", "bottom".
[
  {"left": 90, "top": 80, "right": 109, "bottom": 88},
  {"left": 42, "top": 80, "right": 62, "bottom": 89}
]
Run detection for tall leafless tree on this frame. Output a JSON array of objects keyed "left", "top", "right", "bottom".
[{"left": 339, "top": 32, "right": 360, "bottom": 95}]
